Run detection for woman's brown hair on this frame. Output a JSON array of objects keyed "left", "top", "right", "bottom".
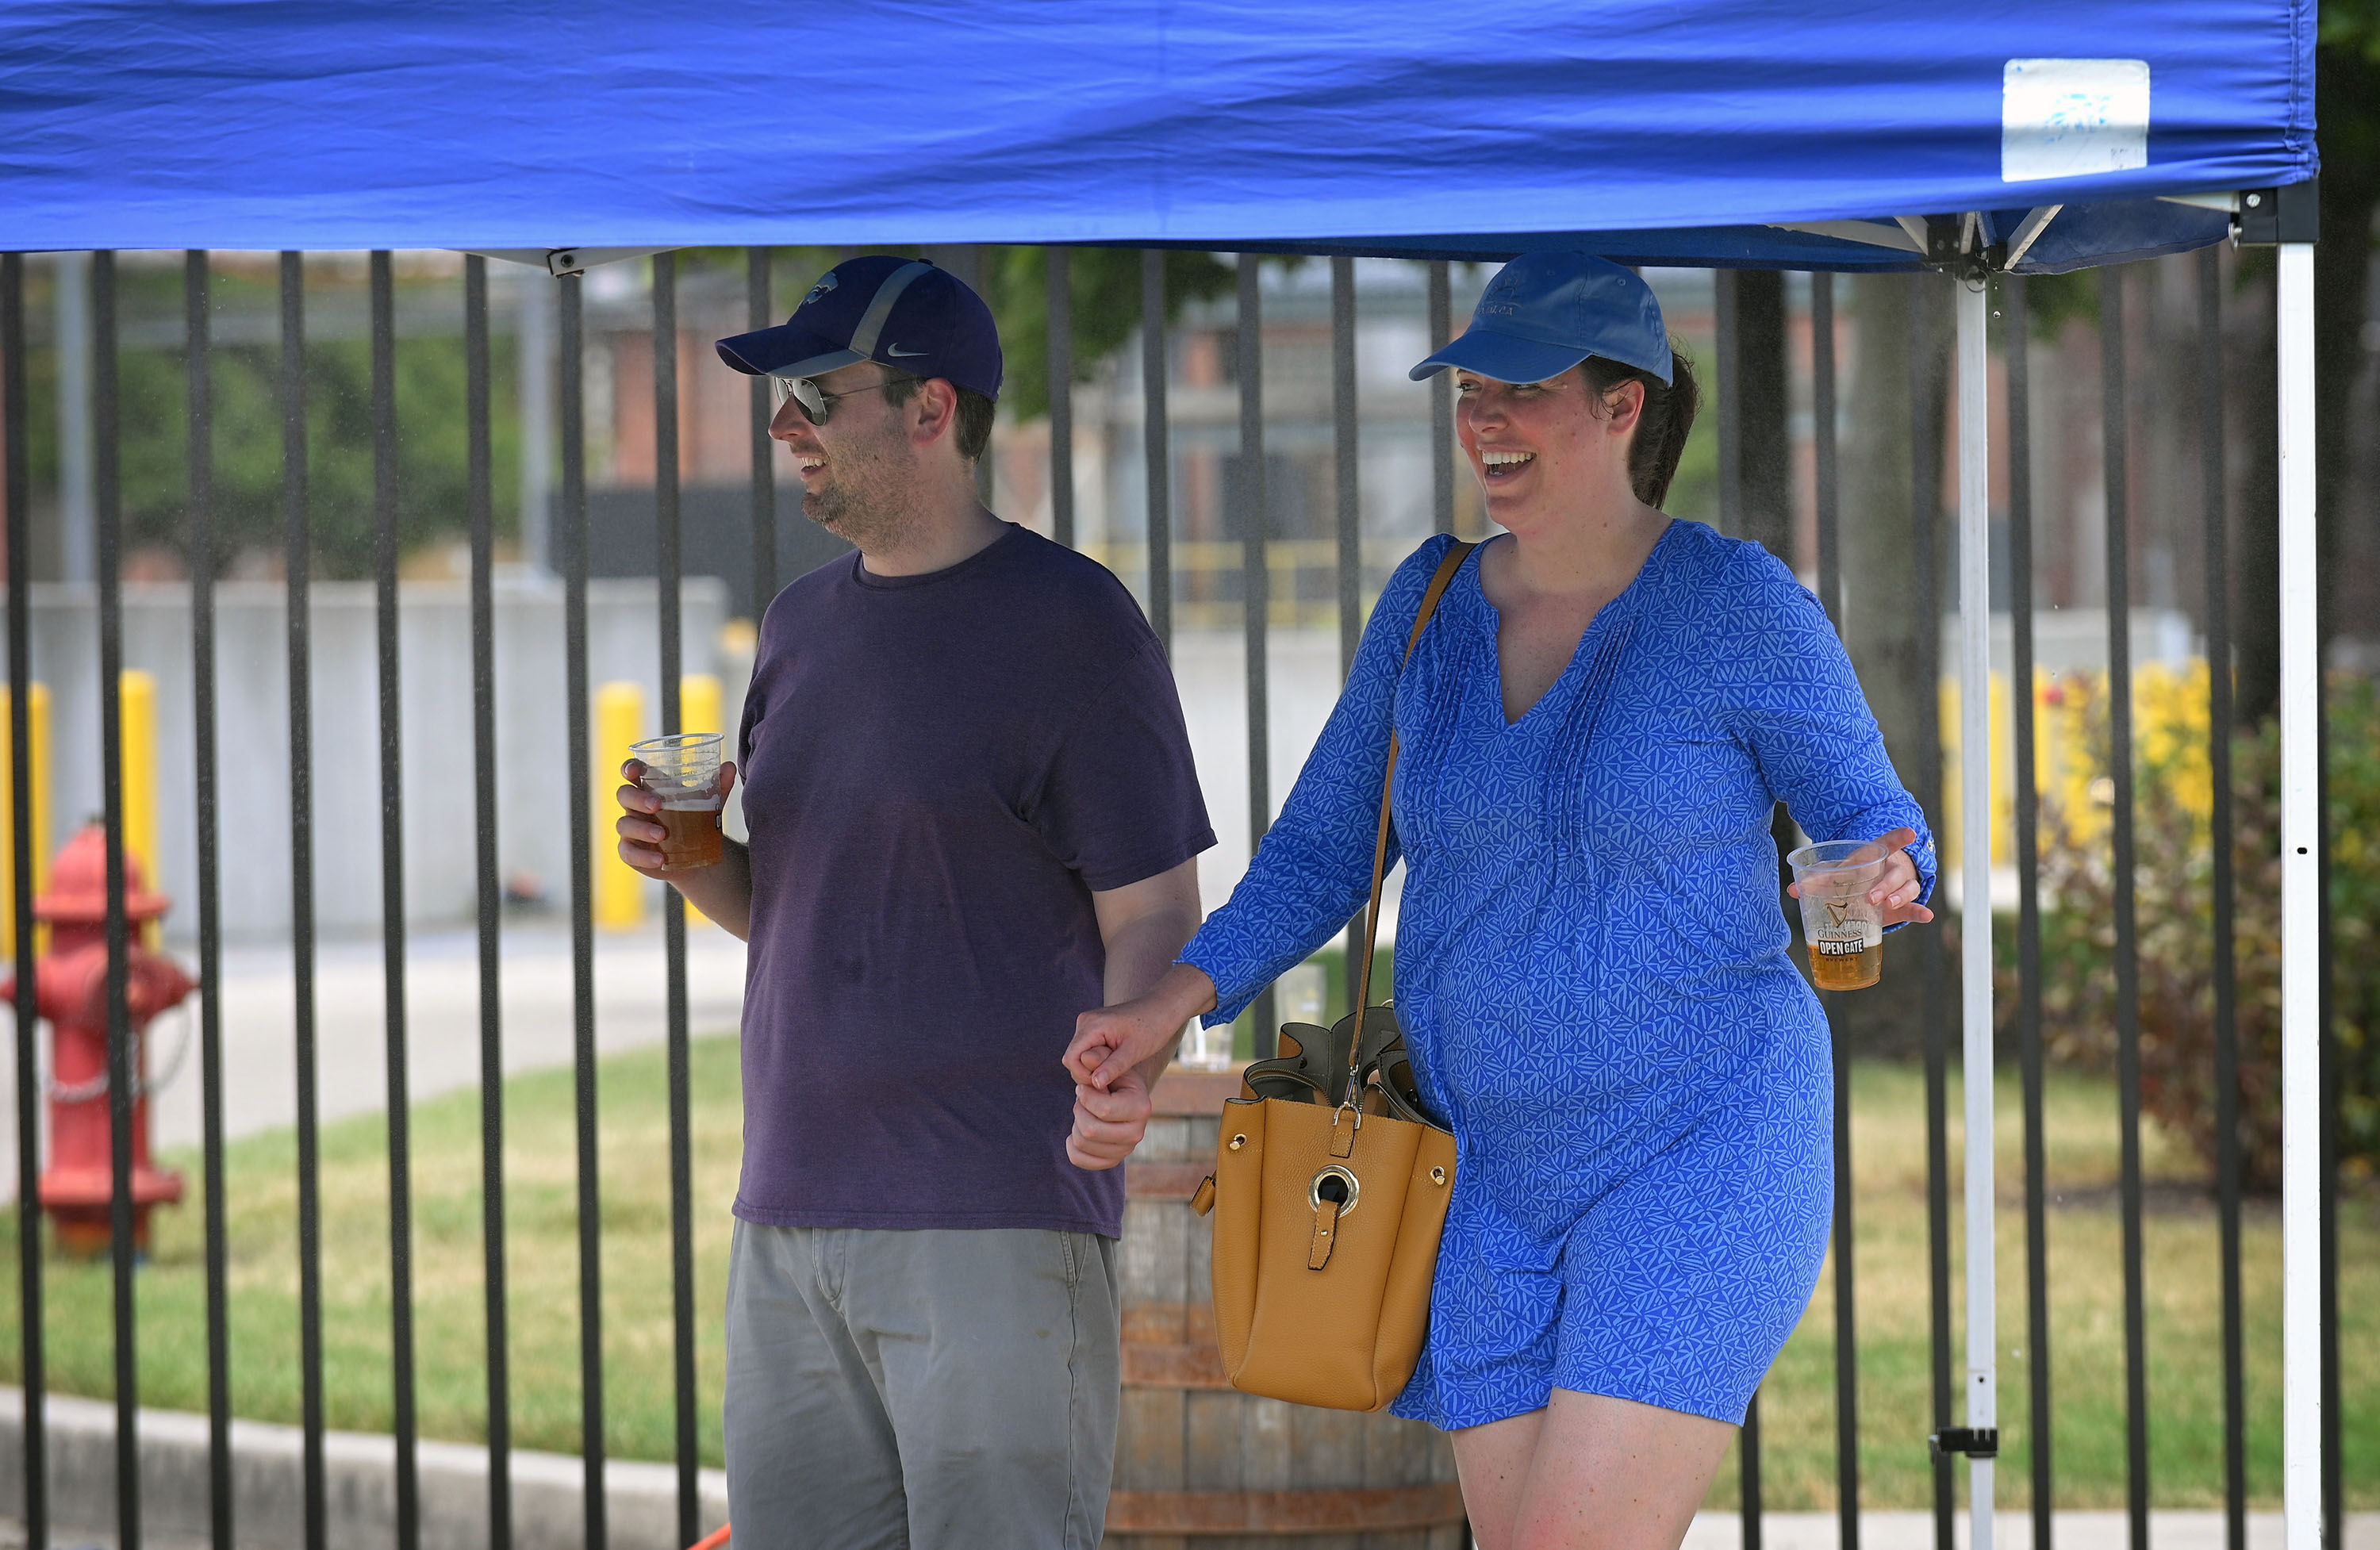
[{"left": 1581, "top": 346, "right": 1699, "bottom": 508}]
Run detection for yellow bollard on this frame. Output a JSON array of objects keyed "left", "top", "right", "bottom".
[
  {"left": 1987, "top": 670, "right": 2010, "bottom": 869},
  {"left": 121, "top": 667, "right": 159, "bottom": 877},
  {"left": 595, "top": 681, "right": 647, "bottom": 930},
  {"left": 678, "top": 674, "right": 722, "bottom": 927},
  {"left": 680, "top": 674, "right": 721, "bottom": 742},
  {"left": 0, "top": 682, "right": 52, "bottom": 954},
  {"left": 121, "top": 669, "right": 160, "bottom": 946}
]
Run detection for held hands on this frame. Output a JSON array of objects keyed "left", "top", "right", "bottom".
[
  {"left": 1066, "top": 1065, "right": 1154, "bottom": 1170},
  {"left": 1061, "top": 962, "right": 1219, "bottom": 1172},
  {"left": 614, "top": 758, "right": 736, "bottom": 879},
  {"left": 1785, "top": 825, "right": 1934, "bottom": 927},
  {"left": 1064, "top": 962, "right": 1219, "bottom": 1093}
]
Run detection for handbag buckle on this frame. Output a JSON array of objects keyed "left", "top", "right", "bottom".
[{"left": 1329, "top": 1094, "right": 1362, "bottom": 1157}]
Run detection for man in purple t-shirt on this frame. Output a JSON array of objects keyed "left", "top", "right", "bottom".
[{"left": 614, "top": 257, "right": 1213, "bottom": 1549}]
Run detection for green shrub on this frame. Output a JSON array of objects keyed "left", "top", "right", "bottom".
[{"left": 2009, "top": 669, "right": 2380, "bottom": 1192}]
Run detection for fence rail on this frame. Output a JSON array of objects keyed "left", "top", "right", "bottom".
[{"left": 0, "top": 244, "right": 2351, "bottom": 1550}]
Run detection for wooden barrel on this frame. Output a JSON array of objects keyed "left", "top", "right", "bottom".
[{"left": 1104, "top": 1067, "right": 1466, "bottom": 1548}]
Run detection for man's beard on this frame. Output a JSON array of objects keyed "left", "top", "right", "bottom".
[
  {"left": 804, "top": 478, "right": 916, "bottom": 551},
  {"left": 800, "top": 432, "right": 918, "bottom": 551}
]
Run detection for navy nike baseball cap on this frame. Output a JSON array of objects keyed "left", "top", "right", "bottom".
[
  {"left": 1410, "top": 253, "right": 1672, "bottom": 387},
  {"left": 716, "top": 255, "right": 1004, "bottom": 401}
]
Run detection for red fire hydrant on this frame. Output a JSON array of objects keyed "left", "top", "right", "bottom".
[{"left": 0, "top": 825, "right": 190, "bottom": 1254}]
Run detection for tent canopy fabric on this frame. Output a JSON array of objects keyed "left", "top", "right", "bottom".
[{"left": 0, "top": 0, "right": 2315, "bottom": 270}]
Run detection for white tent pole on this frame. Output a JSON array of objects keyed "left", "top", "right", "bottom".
[
  {"left": 2278, "top": 239, "right": 2321, "bottom": 1550},
  {"left": 1956, "top": 272, "right": 1996, "bottom": 1545}
]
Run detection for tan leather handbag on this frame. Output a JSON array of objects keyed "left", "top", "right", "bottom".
[{"left": 1189, "top": 540, "right": 1472, "bottom": 1413}]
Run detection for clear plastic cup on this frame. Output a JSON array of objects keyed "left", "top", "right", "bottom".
[
  {"left": 1787, "top": 838, "right": 1889, "bottom": 991},
  {"left": 630, "top": 732, "right": 725, "bottom": 873}
]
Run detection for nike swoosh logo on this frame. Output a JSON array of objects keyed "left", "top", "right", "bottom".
[{"left": 885, "top": 344, "right": 927, "bottom": 357}]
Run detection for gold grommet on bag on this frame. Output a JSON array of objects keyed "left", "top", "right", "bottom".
[
  {"left": 1229, "top": 1134, "right": 1247, "bottom": 1151},
  {"left": 1309, "top": 1164, "right": 1361, "bottom": 1218},
  {"left": 1430, "top": 1166, "right": 1447, "bottom": 1186}
]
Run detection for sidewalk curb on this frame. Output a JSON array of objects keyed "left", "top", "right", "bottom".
[
  {"left": 0, "top": 1388, "right": 727, "bottom": 1550},
  {"left": 1682, "top": 1510, "right": 2379, "bottom": 1550}
]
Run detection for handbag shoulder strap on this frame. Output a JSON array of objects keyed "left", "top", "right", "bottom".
[{"left": 1350, "top": 539, "right": 1475, "bottom": 1025}]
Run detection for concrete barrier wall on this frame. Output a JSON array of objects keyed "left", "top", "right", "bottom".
[
  {"left": 0, "top": 1387, "right": 727, "bottom": 1550},
  {"left": 5, "top": 578, "right": 731, "bottom": 942}
]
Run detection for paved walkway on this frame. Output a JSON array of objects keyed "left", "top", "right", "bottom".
[
  {"left": 1683, "top": 1514, "right": 2377, "bottom": 1550},
  {"left": 7, "top": 1506, "right": 2373, "bottom": 1550},
  {"left": 0, "top": 918, "right": 748, "bottom": 1195}
]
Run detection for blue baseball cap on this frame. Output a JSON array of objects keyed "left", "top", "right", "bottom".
[
  {"left": 716, "top": 255, "right": 1004, "bottom": 401},
  {"left": 1409, "top": 253, "right": 1672, "bottom": 387}
]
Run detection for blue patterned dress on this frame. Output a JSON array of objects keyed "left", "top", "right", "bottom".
[{"left": 1180, "top": 522, "right": 1936, "bottom": 1429}]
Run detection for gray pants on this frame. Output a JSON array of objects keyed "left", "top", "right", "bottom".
[{"left": 723, "top": 1222, "right": 1121, "bottom": 1550}]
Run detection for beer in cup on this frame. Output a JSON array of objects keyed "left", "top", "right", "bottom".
[
  {"left": 1787, "top": 839, "right": 1889, "bottom": 992},
  {"left": 631, "top": 732, "right": 726, "bottom": 873}
]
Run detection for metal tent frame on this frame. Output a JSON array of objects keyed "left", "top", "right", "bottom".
[{"left": 0, "top": 5, "right": 2329, "bottom": 1544}]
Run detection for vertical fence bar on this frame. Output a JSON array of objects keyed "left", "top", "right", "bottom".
[
  {"left": 748, "top": 247, "right": 777, "bottom": 611},
  {"left": 1142, "top": 251, "right": 1172, "bottom": 650},
  {"left": 1331, "top": 256, "right": 1360, "bottom": 679},
  {"left": 371, "top": 250, "right": 421, "bottom": 1550},
  {"left": 1910, "top": 277, "right": 1954, "bottom": 1550},
  {"left": 2319, "top": 741, "right": 2339, "bottom": 1550},
  {"left": 1331, "top": 254, "right": 1365, "bottom": 989},
  {"left": 560, "top": 268, "right": 607, "bottom": 1550},
  {"left": 2196, "top": 246, "right": 2245, "bottom": 1550},
  {"left": 2098, "top": 265, "right": 2149, "bottom": 1550},
  {"left": 1714, "top": 271, "right": 1741, "bottom": 538},
  {"left": 1812, "top": 274, "right": 1841, "bottom": 628},
  {"left": 962, "top": 245, "right": 994, "bottom": 507},
  {"left": 1238, "top": 255, "right": 1276, "bottom": 1055},
  {"left": 94, "top": 247, "right": 141, "bottom": 1550},
  {"left": 280, "top": 248, "right": 329, "bottom": 1550},
  {"left": 1711, "top": 267, "right": 1761, "bottom": 1550},
  {"left": 464, "top": 255, "right": 512, "bottom": 1550},
  {"left": 2006, "top": 272, "right": 2054, "bottom": 1550},
  {"left": 2312, "top": 210, "right": 2340, "bottom": 1550},
  {"left": 1807, "top": 268, "right": 1858, "bottom": 1550},
  {"left": 1048, "top": 247, "right": 1076, "bottom": 551},
  {"left": 2319, "top": 688, "right": 2340, "bottom": 1549},
  {"left": 6, "top": 251, "right": 50, "bottom": 1550},
  {"left": 1428, "top": 262, "right": 1453, "bottom": 537},
  {"left": 654, "top": 251, "right": 702, "bottom": 1550},
  {"left": 1811, "top": 279, "right": 1842, "bottom": 608},
  {"left": 186, "top": 247, "right": 232, "bottom": 1550}
]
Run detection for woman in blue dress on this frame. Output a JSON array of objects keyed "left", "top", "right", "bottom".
[{"left": 1066, "top": 253, "right": 1935, "bottom": 1550}]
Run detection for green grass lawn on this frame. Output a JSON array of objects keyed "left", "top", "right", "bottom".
[
  {"left": 0, "top": 1038, "right": 2370, "bottom": 1511},
  {"left": 1709, "top": 1062, "right": 2377, "bottom": 1511}
]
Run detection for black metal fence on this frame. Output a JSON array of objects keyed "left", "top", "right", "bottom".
[{"left": 0, "top": 244, "right": 2351, "bottom": 1550}]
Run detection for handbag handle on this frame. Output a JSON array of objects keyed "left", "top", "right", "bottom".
[{"left": 1349, "top": 540, "right": 1476, "bottom": 1042}]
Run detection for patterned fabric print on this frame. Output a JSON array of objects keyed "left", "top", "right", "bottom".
[{"left": 1180, "top": 522, "right": 1936, "bottom": 1429}]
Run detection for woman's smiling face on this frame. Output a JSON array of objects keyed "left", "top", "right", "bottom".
[{"left": 1454, "top": 366, "right": 1645, "bottom": 528}]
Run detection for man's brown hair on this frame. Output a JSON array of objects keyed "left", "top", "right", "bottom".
[{"left": 883, "top": 374, "right": 996, "bottom": 463}]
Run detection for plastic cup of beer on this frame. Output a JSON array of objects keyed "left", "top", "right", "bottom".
[
  {"left": 1787, "top": 839, "right": 1889, "bottom": 991},
  {"left": 630, "top": 732, "right": 725, "bottom": 873}
]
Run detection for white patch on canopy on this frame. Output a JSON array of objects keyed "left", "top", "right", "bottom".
[{"left": 2002, "top": 58, "right": 2151, "bottom": 183}]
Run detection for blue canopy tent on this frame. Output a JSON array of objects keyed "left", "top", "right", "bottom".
[
  {"left": 0, "top": 2, "right": 2314, "bottom": 268},
  {"left": 0, "top": 3, "right": 2325, "bottom": 1544}
]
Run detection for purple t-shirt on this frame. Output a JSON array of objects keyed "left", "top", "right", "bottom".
[{"left": 734, "top": 524, "right": 1214, "bottom": 1237}]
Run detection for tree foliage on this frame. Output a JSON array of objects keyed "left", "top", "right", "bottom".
[
  {"left": 983, "top": 247, "right": 1238, "bottom": 422},
  {"left": 83, "top": 262, "right": 520, "bottom": 581}
]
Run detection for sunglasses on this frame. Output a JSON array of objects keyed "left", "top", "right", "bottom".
[{"left": 768, "top": 370, "right": 915, "bottom": 426}]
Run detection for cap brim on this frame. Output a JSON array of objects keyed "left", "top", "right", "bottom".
[
  {"left": 1408, "top": 329, "right": 1591, "bottom": 385},
  {"left": 716, "top": 320, "right": 865, "bottom": 379}
]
